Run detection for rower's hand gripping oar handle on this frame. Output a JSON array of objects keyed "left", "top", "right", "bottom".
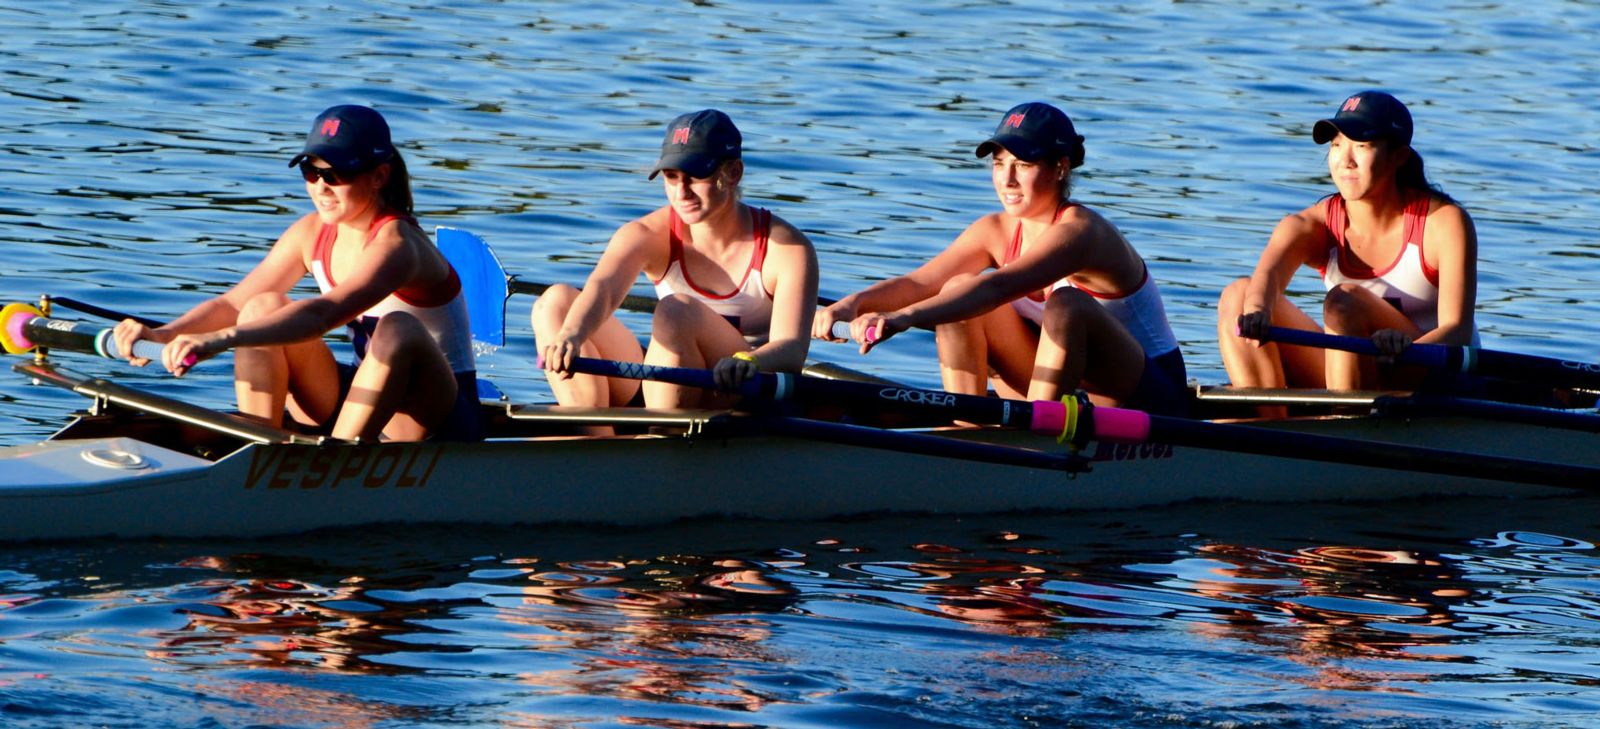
[
  {"left": 828, "top": 320, "right": 880, "bottom": 343},
  {"left": 1, "top": 303, "right": 196, "bottom": 366}
]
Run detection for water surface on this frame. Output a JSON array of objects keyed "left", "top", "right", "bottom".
[{"left": 2, "top": 1, "right": 1599, "bottom": 726}]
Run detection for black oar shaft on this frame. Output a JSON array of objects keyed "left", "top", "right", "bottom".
[
  {"left": 563, "top": 356, "right": 1055, "bottom": 432},
  {"left": 1115, "top": 409, "right": 1600, "bottom": 491},
  {"left": 758, "top": 416, "right": 1082, "bottom": 471},
  {"left": 21, "top": 316, "right": 165, "bottom": 361},
  {"left": 46, "top": 296, "right": 164, "bottom": 329},
  {"left": 553, "top": 357, "right": 1081, "bottom": 471},
  {"left": 1261, "top": 326, "right": 1600, "bottom": 391}
]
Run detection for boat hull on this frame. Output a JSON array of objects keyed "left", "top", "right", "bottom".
[{"left": 1, "top": 413, "right": 1584, "bottom": 541}]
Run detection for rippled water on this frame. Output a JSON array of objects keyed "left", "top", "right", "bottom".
[{"left": 3, "top": 1, "right": 1600, "bottom": 726}]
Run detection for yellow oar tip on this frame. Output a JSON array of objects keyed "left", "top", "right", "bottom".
[{"left": 0, "top": 302, "right": 44, "bottom": 354}]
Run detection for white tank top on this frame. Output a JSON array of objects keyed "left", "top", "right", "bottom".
[
  {"left": 652, "top": 206, "right": 774, "bottom": 345},
  {"left": 309, "top": 213, "right": 476, "bottom": 373},
  {"left": 1003, "top": 205, "right": 1180, "bottom": 357},
  {"left": 1318, "top": 193, "right": 1479, "bottom": 344}
]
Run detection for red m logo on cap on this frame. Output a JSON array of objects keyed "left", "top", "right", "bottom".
[
  {"left": 1341, "top": 97, "right": 1361, "bottom": 112},
  {"left": 320, "top": 119, "right": 341, "bottom": 137},
  {"left": 1005, "top": 113, "right": 1026, "bottom": 129},
  {"left": 672, "top": 127, "right": 690, "bottom": 145}
]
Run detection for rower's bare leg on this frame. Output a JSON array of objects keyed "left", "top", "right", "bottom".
[
  {"left": 1029, "top": 287, "right": 1146, "bottom": 407},
  {"left": 333, "top": 311, "right": 456, "bottom": 442},
  {"left": 1217, "top": 277, "right": 1326, "bottom": 417},
  {"left": 531, "top": 284, "right": 643, "bottom": 407},
  {"left": 934, "top": 273, "right": 1037, "bottom": 399},
  {"left": 233, "top": 292, "right": 340, "bottom": 429},
  {"left": 642, "top": 294, "right": 749, "bottom": 409},
  {"left": 1322, "top": 283, "right": 1421, "bottom": 390}
]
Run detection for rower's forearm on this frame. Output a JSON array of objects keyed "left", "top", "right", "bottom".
[
  {"left": 900, "top": 276, "right": 1003, "bottom": 330},
  {"left": 847, "top": 276, "right": 934, "bottom": 315},
  {"left": 161, "top": 296, "right": 242, "bottom": 336},
  {"left": 749, "top": 338, "right": 809, "bottom": 373}
]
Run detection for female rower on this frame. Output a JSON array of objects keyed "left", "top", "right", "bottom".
[
  {"left": 814, "top": 102, "right": 1186, "bottom": 415},
  {"left": 113, "top": 104, "right": 481, "bottom": 442},
  {"left": 1217, "top": 90, "right": 1477, "bottom": 394},
  {"left": 534, "top": 109, "right": 819, "bottom": 408}
]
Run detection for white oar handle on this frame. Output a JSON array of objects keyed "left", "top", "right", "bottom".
[
  {"left": 93, "top": 328, "right": 171, "bottom": 362},
  {"left": 828, "top": 320, "right": 880, "bottom": 343}
]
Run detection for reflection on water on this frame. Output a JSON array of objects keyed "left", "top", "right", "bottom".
[
  {"left": 5, "top": 0, "right": 1600, "bottom": 726},
  {"left": 4, "top": 502, "right": 1597, "bottom": 726}
]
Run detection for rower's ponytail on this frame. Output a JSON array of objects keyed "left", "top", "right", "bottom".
[
  {"left": 1394, "top": 147, "right": 1455, "bottom": 205},
  {"left": 380, "top": 152, "right": 415, "bottom": 216}
]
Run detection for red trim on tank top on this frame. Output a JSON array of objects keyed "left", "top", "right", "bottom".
[
  {"left": 1006, "top": 203, "right": 1073, "bottom": 302},
  {"left": 655, "top": 207, "right": 770, "bottom": 300},
  {"left": 313, "top": 212, "right": 460, "bottom": 307},
  {"left": 1320, "top": 192, "right": 1433, "bottom": 284}
]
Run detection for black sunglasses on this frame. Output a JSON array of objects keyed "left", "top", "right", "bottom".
[{"left": 298, "top": 160, "right": 363, "bottom": 186}]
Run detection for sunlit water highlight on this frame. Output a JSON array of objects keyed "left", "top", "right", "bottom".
[{"left": 2, "top": 1, "right": 1599, "bottom": 726}]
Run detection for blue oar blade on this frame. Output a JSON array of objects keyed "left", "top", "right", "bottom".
[{"left": 435, "top": 226, "right": 509, "bottom": 347}]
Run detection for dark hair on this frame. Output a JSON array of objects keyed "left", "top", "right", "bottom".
[
  {"left": 1389, "top": 142, "right": 1454, "bottom": 205},
  {"left": 378, "top": 152, "right": 414, "bottom": 215}
]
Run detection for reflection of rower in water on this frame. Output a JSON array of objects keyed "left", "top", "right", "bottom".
[
  {"left": 1187, "top": 542, "right": 1472, "bottom": 662},
  {"left": 507, "top": 554, "right": 801, "bottom": 712},
  {"left": 159, "top": 572, "right": 458, "bottom": 674}
]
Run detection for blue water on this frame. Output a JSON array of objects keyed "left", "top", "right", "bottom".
[{"left": 3, "top": 1, "right": 1600, "bottom": 726}]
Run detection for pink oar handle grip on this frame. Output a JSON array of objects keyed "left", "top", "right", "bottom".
[
  {"left": 1027, "top": 398, "right": 1152, "bottom": 443},
  {"left": 1087, "top": 406, "right": 1151, "bottom": 443},
  {"left": 828, "top": 320, "right": 880, "bottom": 343},
  {"left": 1028, "top": 399, "right": 1066, "bottom": 437}
]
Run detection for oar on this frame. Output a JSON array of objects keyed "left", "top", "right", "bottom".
[
  {"left": 0, "top": 302, "right": 194, "bottom": 364},
  {"left": 545, "top": 355, "right": 1082, "bottom": 471},
  {"left": 1256, "top": 325, "right": 1600, "bottom": 391},
  {"left": 45, "top": 296, "right": 163, "bottom": 328},
  {"left": 562, "top": 355, "right": 1600, "bottom": 491},
  {"left": 1373, "top": 393, "right": 1600, "bottom": 434},
  {"left": 559, "top": 355, "right": 1070, "bottom": 436}
]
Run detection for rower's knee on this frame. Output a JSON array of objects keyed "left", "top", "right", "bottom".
[
  {"left": 1040, "top": 286, "right": 1094, "bottom": 335},
  {"left": 650, "top": 293, "right": 710, "bottom": 343},
  {"left": 1217, "top": 277, "right": 1251, "bottom": 320},
  {"left": 934, "top": 273, "right": 984, "bottom": 337},
  {"left": 1322, "top": 283, "right": 1366, "bottom": 334},
  {"left": 237, "top": 292, "right": 291, "bottom": 324},
  {"left": 364, "top": 311, "right": 428, "bottom": 362},
  {"left": 939, "top": 271, "right": 979, "bottom": 294},
  {"left": 531, "top": 284, "right": 580, "bottom": 329}
]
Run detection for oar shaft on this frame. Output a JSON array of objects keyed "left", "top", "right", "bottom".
[
  {"left": 1084, "top": 402, "right": 1600, "bottom": 490},
  {"left": 561, "top": 356, "right": 1064, "bottom": 434},
  {"left": 1261, "top": 326, "right": 1600, "bottom": 390},
  {"left": 2, "top": 306, "right": 176, "bottom": 362},
  {"left": 46, "top": 296, "right": 163, "bottom": 329},
  {"left": 21, "top": 315, "right": 166, "bottom": 361},
  {"left": 757, "top": 415, "right": 1084, "bottom": 472}
]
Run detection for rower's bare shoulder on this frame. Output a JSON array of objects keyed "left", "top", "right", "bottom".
[
  {"left": 611, "top": 208, "right": 670, "bottom": 247},
  {"left": 1276, "top": 201, "right": 1329, "bottom": 238},
  {"left": 765, "top": 213, "right": 814, "bottom": 249},
  {"left": 1426, "top": 195, "right": 1474, "bottom": 228}
]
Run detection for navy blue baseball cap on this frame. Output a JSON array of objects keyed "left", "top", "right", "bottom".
[
  {"left": 288, "top": 105, "right": 397, "bottom": 172},
  {"left": 975, "top": 102, "right": 1086, "bottom": 167},
  {"left": 649, "top": 109, "right": 741, "bottom": 180},
  {"left": 1312, "top": 91, "right": 1413, "bottom": 147}
]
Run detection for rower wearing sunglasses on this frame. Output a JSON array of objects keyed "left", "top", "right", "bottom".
[{"left": 112, "top": 105, "right": 482, "bottom": 442}]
